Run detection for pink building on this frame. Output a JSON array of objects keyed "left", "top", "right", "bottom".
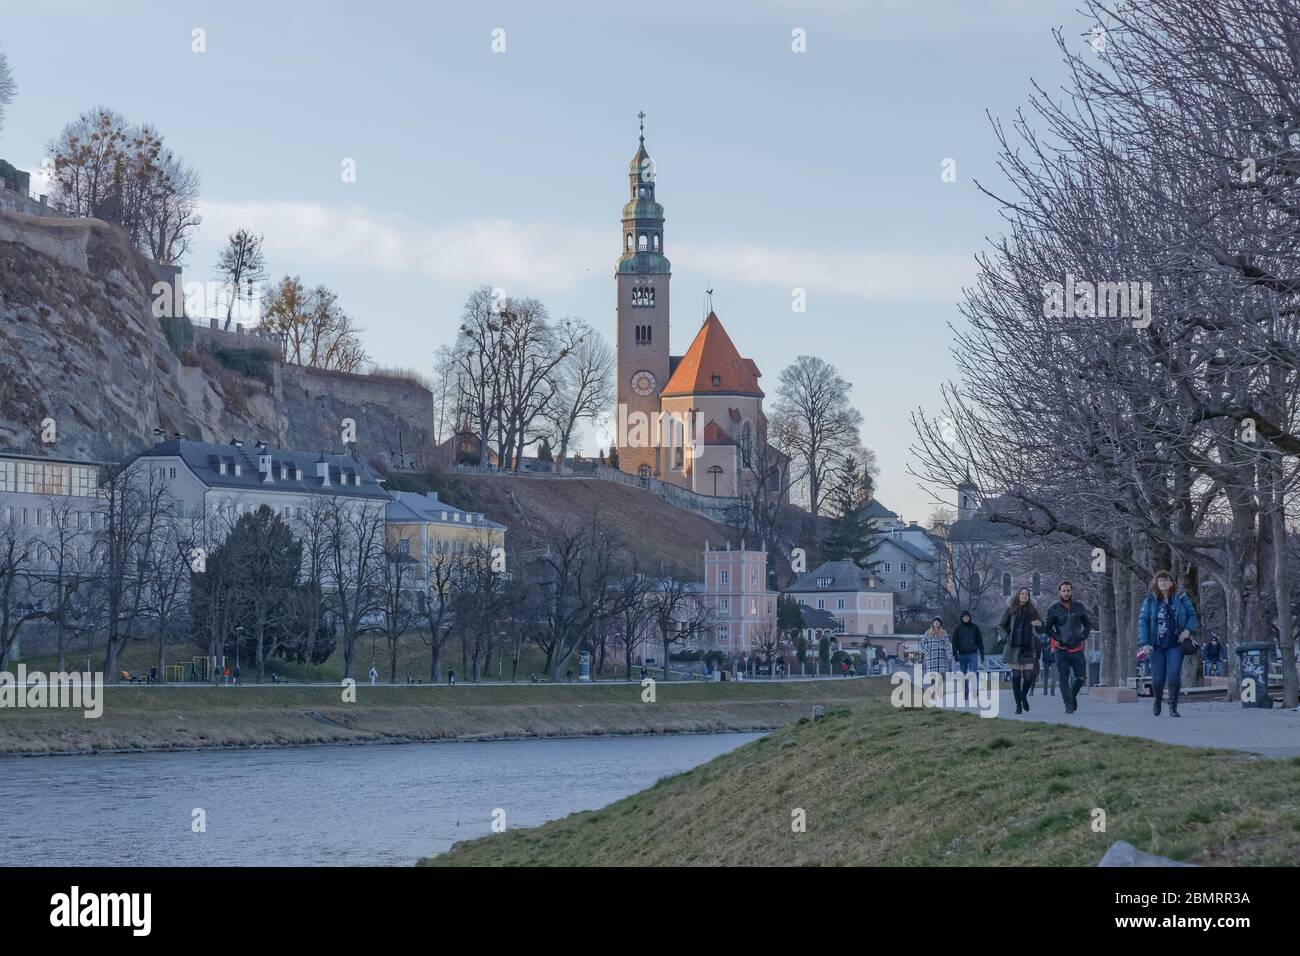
[{"left": 701, "top": 541, "right": 778, "bottom": 657}]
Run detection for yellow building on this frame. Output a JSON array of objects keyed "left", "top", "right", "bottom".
[{"left": 386, "top": 491, "right": 506, "bottom": 575}]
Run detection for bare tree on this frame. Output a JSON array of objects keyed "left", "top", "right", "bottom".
[
  {"left": 545, "top": 319, "right": 614, "bottom": 470},
  {"left": 647, "top": 574, "right": 712, "bottom": 680},
  {"left": 0, "top": 517, "right": 40, "bottom": 672},
  {"left": 92, "top": 462, "right": 171, "bottom": 682},
  {"left": 321, "top": 498, "right": 387, "bottom": 680},
  {"left": 260, "top": 277, "right": 369, "bottom": 372},
  {"left": 771, "top": 355, "right": 864, "bottom": 516},
  {"left": 214, "top": 229, "right": 267, "bottom": 328},
  {"left": 47, "top": 108, "right": 200, "bottom": 263},
  {"left": 0, "top": 46, "right": 14, "bottom": 134},
  {"left": 378, "top": 534, "right": 418, "bottom": 681}
]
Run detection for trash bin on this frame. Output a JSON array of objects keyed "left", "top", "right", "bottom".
[{"left": 1235, "top": 642, "right": 1274, "bottom": 708}]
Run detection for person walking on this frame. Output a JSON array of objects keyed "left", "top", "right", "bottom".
[
  {"left": 1203, "top": 635, "right": 1222, "bottom": 677},
  {"left": 1039, "top": 636, "right": 1056, "bottom": 696},
  {"left": 1043, "top": 581, "right": 1092, "bottom": 714},
  {"left": 919, "top": 617, "right": 952, "bottom": 677},
  {"left": 1137, "top": 570, "right": 1198, "bottom": 718},
  {"left": 950, "top": 610, "right": 985, "bottom": 704},
  {"left": 998, "top": 587, "right": 1041, "bottom": 714},
  {"left": 368, "top": 665, "right": 378, "bottom": 687},
  {"left": 233, "top": 664, "right": 241, "bottom": 687}
]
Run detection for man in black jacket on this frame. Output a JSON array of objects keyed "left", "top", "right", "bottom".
[
  {"left": 951, "top": 610, "right": 985, "bottom": 704},
  {"left": 1043, "top": 581, "right": 1092, "bottom": 714}
]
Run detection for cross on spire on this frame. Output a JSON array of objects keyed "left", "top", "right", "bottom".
[{"left": 638, "top": 110, "right": 646, "bottom": 145}]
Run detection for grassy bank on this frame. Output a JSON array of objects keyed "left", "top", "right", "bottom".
[
  {"left": 0, "top": 678, "right": 871, "bottom": 756},
  {"left": 423, "top": 691, "right": 1300, "bottom": 866}
]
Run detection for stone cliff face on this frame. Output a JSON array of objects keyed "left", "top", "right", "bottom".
[{"left": 0, "top": 208, "right": 434, "bottom": 467}]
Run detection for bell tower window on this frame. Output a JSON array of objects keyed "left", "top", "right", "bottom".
[
  {"left": 638, "top": 234, "right": 648, "bottom": 252},
  {"left": 652, "top": 234, "right": 660, "bottom": 251},
  {"left": 632, "top": 285, "right": 655, "bottom": 308},
  {"left": 626, "top": 234, "right": 633, "bottom": 252}
]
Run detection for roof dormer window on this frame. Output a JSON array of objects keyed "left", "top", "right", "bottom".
[{"left": 817, "top": 577, "right": 832, "bottom": 588}]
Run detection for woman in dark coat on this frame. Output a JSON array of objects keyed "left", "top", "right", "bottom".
[{"left": 999, "top": 587, "right": 1042, "bottom": 713}]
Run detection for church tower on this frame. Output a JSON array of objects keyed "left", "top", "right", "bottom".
[{"left": 615, "top": 112, "right": 671, "bottom": 477}]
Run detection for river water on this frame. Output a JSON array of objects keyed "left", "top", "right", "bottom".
[{"left": 0, "top": 733, "right": 760, "bottom": 866}]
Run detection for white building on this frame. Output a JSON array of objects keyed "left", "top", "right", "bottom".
[{"left": 127, "top": 438, "right": 390, "bottom": 528}]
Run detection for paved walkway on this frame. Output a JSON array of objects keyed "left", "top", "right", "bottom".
[{"left": 995, "top": 688, "right": 1300, "bottom": 757}]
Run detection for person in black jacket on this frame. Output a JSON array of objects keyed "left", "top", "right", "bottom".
[
  {"left": 1042, "top": 581, "right": 1092, "bottom": 714},
  {"left": 951, "top": 610, "right": 985, "bottom": 704}
]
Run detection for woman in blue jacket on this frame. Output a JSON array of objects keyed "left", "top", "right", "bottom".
[{"left": 1138, "top": 570, "right": 1198, "bottom": 717}]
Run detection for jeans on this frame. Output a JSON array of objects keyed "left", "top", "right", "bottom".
[
  {"left": 957, "top": 653, "right": 980, "bottom": 702},
  {"left": 1056, "top": 652, "right": 1086, "bottom": 707},
  {"left": 1149, "top": 644, "right": 1184, "bottom": 695},
  {"left": 1204, "top": 659, "right": 1220, "bottom": 677}
]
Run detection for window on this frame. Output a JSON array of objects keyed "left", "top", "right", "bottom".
[
  {"left": 900, "top": 581, "right": 909, "bottom": 591},
  {"left": 750, "top": 598, "right": 757, "bottom": 615},
  {"left": 720, "top": 569, "right": 729, "bottom": 585},
  {"left": 674, "top": 445, "right": 683, "bottom": 468},
  {"left": 169, "top": 467, "right": 177, "bottom": 479},
  {"left": 0, "top": 460, "right": 13, "bottom": 492},
  {"left": 816, "top": 577, "right": 831, "bottom": 588},
  {"left": 740, "top": 422, "right": 752, "bottom": 468},
  {"left": 837, "top": 598, "right": 845, "bottom": 609},
  {"left": 816, "top": 599, "right": 825, "bottom": 610},
  {"left": 717, "top": 624, "right": 730, "bottom": 642},
  {"left": 711, "top": 374, "right": 721, "bottom": 386},
  {"left": 626, "top": 234, "right": 633, "bottom": 251},
  {"left": 900, "top": 561, "right": 909, "bottom": 572},
  {"left": 1001, "top": 572, "right": 1012, "bottom": 597},
  {"left": 638, "top": 234, "right": 648, "bottom": 252},
  {"left": 652, "top": 235, "right": 660, "bottom": 251},
  {"left": 883, "top": 562, "right": 892, "bottom": 572},
  {"left": 719, "top": 597, "right": 729, "bottom": 612}
]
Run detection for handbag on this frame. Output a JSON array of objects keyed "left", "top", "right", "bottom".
[{"left": 1179, "top": 634, "right": 1201, "bottom": 656}]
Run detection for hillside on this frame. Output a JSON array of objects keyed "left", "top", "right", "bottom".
[
  {"left": 394, "top": 470, "right": 741, "bottom": 577},
  {"left": 0, "top": 207, "right": 433, "bottom": 466},
  {"left": 424, "top": 687, "right": 1300, "bottom": 866}
]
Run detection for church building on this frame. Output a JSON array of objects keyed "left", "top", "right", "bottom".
[{"left": 614, "top": 116, "right": 776, "bottom": 498}]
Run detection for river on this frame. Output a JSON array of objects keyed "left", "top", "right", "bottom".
[{"left": 0, "top": 732, "right": 760, "bottom": 866}]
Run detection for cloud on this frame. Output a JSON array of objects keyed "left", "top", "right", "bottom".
[
  {"left": 195, "top": 198, "right": 971, "bottom": 304},
  {"left": 195, "top": 199, "right": 606, "bottom": 293},
  {"left": 676, "top": 239, "right": 973, "bottom": 303}
]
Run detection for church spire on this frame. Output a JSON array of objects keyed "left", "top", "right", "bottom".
[{"left": 618, "top": 111, "right": 669, "bottom": 275}]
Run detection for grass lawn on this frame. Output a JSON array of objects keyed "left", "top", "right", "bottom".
[
  {"left": 0, "top": 673, "right": 872, "bottom": 755},
  {"left": 17, "top": 635, "right": 616, "bottom": 686},
  {"left": 422, "top": 686, "right": 1300, "bottom": 866}
]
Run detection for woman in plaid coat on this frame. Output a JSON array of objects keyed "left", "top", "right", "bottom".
[{"left": 919, "top": 617, "right": 952, "bottom": 674}]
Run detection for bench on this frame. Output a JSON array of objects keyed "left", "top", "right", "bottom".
[{"left": 119, "top": 670, "right": 148, "bottom": 685}]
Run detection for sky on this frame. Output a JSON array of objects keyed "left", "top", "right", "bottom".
[{"left": 1, "top": 0, "right": 1085, "bottom": 521}]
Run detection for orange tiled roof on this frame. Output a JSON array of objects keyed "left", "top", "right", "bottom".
[{"left": 661, "top": 312, "right": 764, "bottom": 398}]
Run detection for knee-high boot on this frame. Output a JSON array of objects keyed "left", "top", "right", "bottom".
[
  {"left": 1168, "top": 682, "right": 1180, "bottom": 717},
  {"left": 1021, "top": 672, "right": 1034, "bottom": 710},
  {"left": 1011, "top": 673, "right": 1023, "bottom": 713},
  {"left": 1152, "top": 684, "right": 1163, "bottom": 715}
]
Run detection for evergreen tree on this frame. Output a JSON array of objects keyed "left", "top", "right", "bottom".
[{"left": 821, "top": 456, "right": 880, "bottom": 567}]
